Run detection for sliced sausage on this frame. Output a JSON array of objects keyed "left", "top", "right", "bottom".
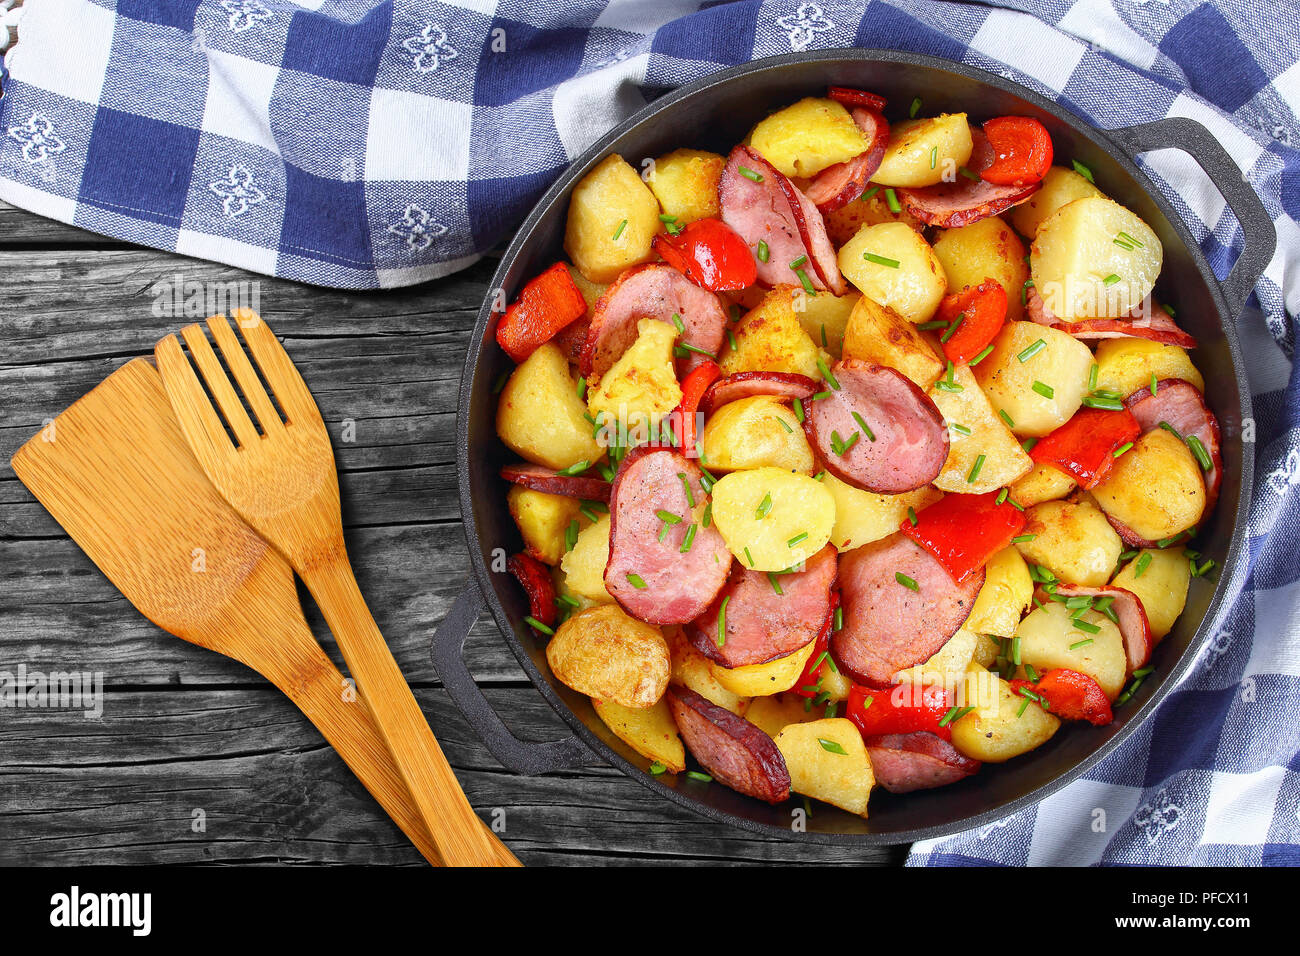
[
  {"left": 1027, "top": 287, "right": 1197, "bottom": 349},
  {"left": 507, "top": 552, "right": 557, "bottom": 628},
  {"left": 897, "top": 128, "right": 1039, "bottom": 228},
  {"left": 832, "top": 533, "right": 983, "bottom": 686},
  {"left": 1124, "top": 378, "right": 1221, "bottom": 513},
  {"left": 689, "top": 544, "right": 838, "bottom": 668},
  {"left": 863, "top": 731, "right": 980, "bottom": 793},
  {"left": 580, "top": 263, "right": 728, "bottom": 380},
  {"left": 804, "top": 107, "right": 889, "bottom": 213},
  {"left": 805, "top": 360, "right": 948, "bottom": 493},
  {"left": 604, "top": 444, "right": 730, "bottom": 625},
  {"left": 1049, "top": 584, "right": 1153, "bottom": 670},
  {"left": 667, "top": 685, "right": 791, "bottom": 804},
  {"left": 699, "top": 370, "right": 818, "bottom": 418},
  {"left": 719, "top": 145, "right": 845, "bottom": 294},
  {"left": 500, "top": 462, "right": 612, "bottom": 502}
]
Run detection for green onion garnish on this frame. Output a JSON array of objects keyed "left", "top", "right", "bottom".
[
  {"left": 909, "top": 97, "right": 922, "bottom": 118},
  {"left": 787, "top": 531, "right": 809, "bottom": 547},
  {"left": 648, "top": 761, "right": 667, "bottom": 775},
  {"left": 1103, "top": 273, "right": 1121, "bottom": 286},
  {"left": 1082, "top": 395, "right": 1124, "bottom": 410},
  {"left": 1113, "top": 442, "right": 1134, "bottom": 457},
  {"left": 790, "top": 254, "right": 807, "bottom": 269},
  {"left": 744, "top": 546, "right": 754, "bottom": 567},
  {"left": 929, "top": 146, "right": 938, "bottom": 169},
  {"left": 524, "top": 616, "right": 554, "bottom": 635},
  {"left": 950, "top": 422, "right": 972, "bottom": 436},
  {"left": 1089, "top": 363, "right": 1099, "bottom": 391},
  {"left": 792, "top": 397, "right": 805, "bottom": 422},
  {"left": 970, "top": 344, "right": 995, "bottom": 366},
  {"left": 896, "top": 571, "right": 919, "bottom": 592},
  {"left": 818, "top": 738, "right": 848, "bottom": 755},
  {"left": 885, "top": 188, "right": 901, "bottom": 214},
  {"left": 717, "top": 595, "right": 730, "bottom": 646},
  {"left": 996, "top": 488, "right": 1008, "bottom": 505},
  {"left": 1073, "top": 618, "right": 1101, "bottom": 634},
  {"left": 1134, "top": 552, "right": 1152, "bottom": 578},
  {"left": 1011, "top": 533, "right": 1035, "bottom": 543},
  {"left": 565, "top": 519, "right": 580, "bottom": 552},
  {"left": 861, "top": 186, "right": 880, "bottom": 202},
  {"left": 1018, "top": 339, "right": 1046, "bottom": 362},
  {"left": 556, "top": 460, "right": 590, "bottom": 477},
  {"left": 738, "top": 166, "right": 763, "bottom": 182},
  {"left": 1069, "top": 638, "right": 1095, "bottom": 650},
  {"left": 678, "top": 472, "right": 695, "bottom": 508},
  {"left": 794, "top": 267, "right": 816, "bottom": 295},
  {"left": 941, "top": 313, "right": 964, "bottom": 343},
  {"left": 1072, "top": 159, "right": 1094, "bottom": 183},
  {"left": 817, "top": 357, "right": 840, "bottom": 390},
  {"left": 656, "top": 509, "right": 681, "bottom": 525},
  {"left": 756, "top": 240, "right": 769, "bottom": 262},
  {"left": 967, "top": 454, "right": 986, "bottom": 484},
  {"left": 687, "top": 771, "right": 712, "bottom": 783},
  {"left": 863, "top": 251, "right": 901, "bottom": 268},
  {"left": 998, "top": 408, "right": 1016, "bottom": 429},
  {"left": 755, "top": 492, "right": 773, "bottom": 520},
  {"left": 907, "top": 506, "right": 918, "bottom": 526},
  {"left": 1187, "top": 435, "right": 1213, "bottom": 471},
  {"left": 626, "top": 572, "right": 647, "bottom": 589},
  {"left": 680, "top": 523, "right": 697, "bottom": 553},
  {"left": 612, "top": 219, "right": 627, "bottom": 240},
  {"left": 851, "top": 411, "right": 876, "bottom": 441},
  {"left": 768, "top": 571, "right": 784, "bottom": 595},
  {"left": 671, "top": 312, "right": 685, "bottom": 334},
  {"left": 1032, "top": 381, "right": 1055, "bottom": 399}
]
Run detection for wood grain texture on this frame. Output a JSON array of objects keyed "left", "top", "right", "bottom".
[{"left": 0, "top": 203, "right": 907, "bottom": 865}]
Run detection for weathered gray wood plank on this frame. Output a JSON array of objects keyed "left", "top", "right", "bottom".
[
  {"left": 0, "top": 687, "right": 908, "bottom": 866},
  {"left": 0, "top": 199, "right": 123, "bottom": 247}
]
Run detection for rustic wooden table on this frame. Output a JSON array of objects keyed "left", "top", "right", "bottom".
[{"left": 0, "top": 200, "right": 906, "bottom": 866}]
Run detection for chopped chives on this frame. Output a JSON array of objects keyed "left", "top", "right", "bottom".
[
  {"left": 1117, "top": 230, "right": 1144, "bottom": 248},
  {"left": 1162, "top": 302, "right": 1176, "bottom": 317},
  {"left": 576, "top": 376, "right": 586, "bottom": 399},
  {"left": 959, "top": 166, "right": 980, "bottom": 181},
  {"left": 680, "top": 523, "right": 697, "bottom": 553},
  {"left": 1113, "top": 441, "right": 1134, "bottom": 457},
  {"left": 565, "top": 519, "right": 579, "bottom": 552},
  {"left": 935, "top": 378, "right": 964, "bottom": 393},
  {"left": 524, "top": 616, "right": 554, "bottom": 635},
  {"left": 937, "top": 705, "right": 960, "bottom": 727},
  {"left": 1072, "top": 159, "right": 1094, "bottom": 183},
  {"left": 674, "top": 342, "right": 716, "bottom": 359},
  {"left": 1187, "top": 435, "right": 1213, "bottom": 470},
  {"left": 1021, "top": 278, "right": 1034, "bottom": 306},
  {"left": 702, "top": 501, "right": 713, "bottom": 527},
  {"left": 1069, "top": 638, "right": 1095, "bottom": 650},
  {"left": 1012, "top": 635, "right": 1022, "bottom": 666},
  {"left": 671, "top": 312, "right": 685, "bottom": 334},
  {"left": 744, "top": 546, "right": 754, "bottom": 567},
  {"left": 727, "top": 329, "right": 738, "bottom": 352},
  {"left": 998, "top": 408, "right": 1016, "bottom": 429},
  {"left": 678, "top": 472, "right": 695, "bottom": 507},
  {"left": 1082, "top": 395, "right": 1124, "bottom": 410},
  {"left": 1103, "top": 273, "right": 1121, "bottom": 286},
  {"left": 626, "top": 572, "right": 647, "bottom": 589},
  {"left": 790, "top": 254, "right": 808, "bottom": 269},
  {"left": 1017, "top": 338, "right": 1046, "bottom": 362},
  {"left": 717, "top": 595, "right": 730, "bottom": 646},
  {"left": 1073, "top": 618, "right": 1101, "bottom": 634},
  {"left": 917, "top": 319, "right": 949, "bottom": 331},
  {"left": 555, "top": 460, "right": 590, "bottom": 477},
  {"left": 1032, "top": 381, "right": 1055, "bottom": 399},
  {"left": 967, "top": 454, "right": 986, "bottom": 483},
  {"left": 941, "top": 313, "right": 964, "bottom": 343},
  {"left": 556, "top": 593, "right": 581, "bottom": 609},
  {"left": 579, "top": 502, "right": 601, "bottom": 523},
  {"left": 755, "top": 492, "right": 773, "bottom": 519},
  {"left": 757, "top": 240, "right": 769, "bottom": 262},
  {"left": 656, "top": 509, "right": 682, "bottom": 525},
  {"left": 949, "top": 422, "right": 972, "bottom": 436},
  {"left": 1017, "top": 698, "right": 1030, "bottom": 718},
  {"left": 863, "top": 251, "right": 901, "bottom": 268},
  {"left": 885, "top": 188, "right": 901, "bottom": 213},
  {"left": 1151, "top": 374, "right": 1158, "bottom": 395},
  {"left": 811, "top": 390, "right": 832, "bottom": 401},
  {"left": 1011, "top": 533, "right": 1035, "bottom": 543},
  {"left": 818, "top": 738, "right": 848, "bottom": 755},
  {"left": 995, "top": 488, "right": 1008, "bottom": 505},
  {"left": 861, "top": 186, "right": 880, "bottom": 202},
  {"left": 792, "top": 397, "right": 805, "bottom": 422},
  {"left": 834, "top": 606, "right": 843, "bottom": 631},
  {"left": 738, "top": 166, "right": 763, "bottom": 182},
  {"left": 1088, "top": 363, "right": 1099, "bottom": 391},
  {"left": 970, "top": 343, "right": 995, "bottom": 365},
  {"left": 817, "top": 357, "right": 840, "bottom": 390},
  {"left": 929, "top": 145, "right": 938, "bottom": 169},
  {"left": 612, "top": 219, "right": 627, "bottom": 240},
  {"left": 774, "top": 415, "right": 793, "bottom": 434},
  {"left": 1134, "top": 552, "right": 1152, "bottom": 578},
  {"left": 768, "top": 571, "right": 784, "bottom": 595},
  {"left": 895, "top": 571, "right": 920, "bottom": 592},
  {"left": 907, "top": 506, "right": 918, "bottom": 526},
  {"left": 787, "top": 531, "right": 809, "bottom": 547},
  {"left": 794, "top": 267, "right": 816, "bottom": 295},
  {"left": 851, "top": 411, "right": 876, "bottom": 441},
  {"left": 648, "top": 761, "right": 667, "bottom": 775},
  {"left": 686, "top": 771, "right": 712, "bottom": 783},
  {"left": 909, "top": 97, "right": 921, "bottom": 118}
]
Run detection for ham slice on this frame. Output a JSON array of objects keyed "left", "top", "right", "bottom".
[
  {"left": 719, "top": 145, "right": 845, "bottom": 295},
  {"left": 863, "top": 731, "right": 980, "bottom": 793},
  {"left": 1048, "top": 584, "right": 1153, "bottom": 670},
  {"left": 500, "top": 463, "right": 611, "bottom": 502},
  {"left": 805, "top": 360, "right": 948, "bottom": 494},
  {"left": 804, "top": 107, "right": 889, "bottom": 214},
  {"left": 1124, "top": 378, "right": 1221, "bottom": 514},
  {"left": 580, "top": 263, "right": 728, "bottom": 380},
  {"left": 897, "top": 128, "right": 1039, "bottom": 228},
  {"left": 1027, "top": 287, "right": 1197, "bottom": 349},
  {"left": 688, "top": 544, "right": 838, "bottom": 668},
  {"left": 699, "top": 371, "right": 818, "bottom": 418},
  {"left": 604, "top": 444, "right": 730, "bottom": 625},
  {"left": 667, "top": 686, "right": 791, "bottom": 804},
  {"left": 832, "top": 533, "right": 983, "bottom": 686}
]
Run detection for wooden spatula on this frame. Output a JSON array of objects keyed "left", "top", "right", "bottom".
[
  {"left": 10, "top": 358, "right": 518, "bottom": 867},
  {"left": 155, "top": 310, "right": 501, "bottom": 867}
]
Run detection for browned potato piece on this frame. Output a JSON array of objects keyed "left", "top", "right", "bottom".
[
  {"left": 720, "top": 287, "right": 822, "bottom": 379},
  {"left": 710, "top": 638, "right": 817, "bottom": 696},
  {"left": 796, "top": 290, "right": 861, "bottom": 360},
  {"left": 748, "top": 97, "right": 870, "bottom": 178},
  {"left": 842, "top": 294, "right": 944, "bottom": 388},
  {"left": 1011, "top": 462, "right": 1076, "bottom": 508},
  {"left": 547, "top": 605, "right": 670, "bottom": 708},
  {"left": 1093, "top": 337, "right": 1204, "bottom": 398},
  {"left": 774, "top": 718, "right": 874, "bottom": 816},
  {"left": 699, "top": 396, "right": 814, "bottom": 474},
  {"left": 931, "top": 215, "right": 1030, "bottom": 322},
  {"left": 951, "top": 667, "right": 1060, "bottom": 762},
  {"left": 1092, "top": 429, "right": 1207, "bottom": 541},
  {"left": 1014, "top": 602, "right": 1127, "bottom": 700},
  {"left": 873, "top": 114, "right": 973, "bottom": 188},
  {"left": 964, "top": 548, "right": 1033, "bottom": 638},
  {"left": 1010, "top": 166, "right": 1103, "bottom": 238},
  {"left": 507, "top": 485, "right": 587, "bottom": 566},
  {"left": 839, "top": 222, "right": 947, "bottom": 324},
  {"left": 647, "top": 148, "right": 725, "bottom": 224},
  {"left": 746, "top": 693, "right": 822, "bottom": 739},
  {"left": 821, "top": 470, "right": 941, "bottom": 552},
  {"left": 1016, "top": 498, "right": 1123, "bottom": 587},
  {"left": 1111, "top": 547, "right": 1191, "bottom": 640},
  {"left": 592, "top": 697, "right": 685, "bottom": 772},
  {"left": 564, "top": 154, "right": 661, "bottom": 283},
  {"left": 973, "top": 321, "right": 1094, "bottom": 436},
  {"left": 497, "top": 342, "right": 605, "bottom": 470},
  {"left": 823, "top": 188, "right": 924, "bottom": 247},
  {"left": 929, "top": 362, "right": 1033, "bottom": 493}
]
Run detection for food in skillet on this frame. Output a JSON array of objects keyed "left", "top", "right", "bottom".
[{"left": 491, "top": 88, "right": 1218, "bottom": 815}]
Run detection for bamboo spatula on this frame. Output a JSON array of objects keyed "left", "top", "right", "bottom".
[
  {"left": 155, "top": 311, "right": 500, "bottom": 867},
  {"left": 10, "top": 358, "right": 518, "bottom": 867}
]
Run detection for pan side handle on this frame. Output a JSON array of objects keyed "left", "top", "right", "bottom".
[
  {"left": 1108, "top": 117, "right": 1276, "bottom": 319},
  {"left": 431, "top": 582, "right": 601, "bottom": 775}
]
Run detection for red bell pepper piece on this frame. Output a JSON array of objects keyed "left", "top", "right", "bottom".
[
  {"left": 899, "top": 491, "right": 1027, "bottom": 585},
  {"left": 980, "top": 116, "right": 1053, "bottom": 186},
  {"left": 652, "top": 218, "right": 757, "bottom": 292},
  {"left": 506, "top": 552, "right": 557, "bottom": 629},
  {"left": 495, "top": 262, "right": 587, "bottom": 363},
  {"left": 671, "top": 359, "right": 721, "bottom": 457},
  {"left": 937, "top": 278, "right": 1008, "bottom": 365},
  {"left": 792, "top": 591, "right": 839, "bottom": 699},
  {"left": 846, "top": 682, "right": 955, "bottom": 741},
  {"left": 1029, "top": 407, "right": 1141, "bottom": 489},
  {"left": 1009, "top": 669, "right": 1113, "bottom": 726},
  {"left": 827, "top": 86, "right": 887, "bottom": 112}
]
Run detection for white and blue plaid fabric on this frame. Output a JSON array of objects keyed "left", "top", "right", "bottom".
[{"left": 2, "top": 0, "right": 1297, "bottom": 864}]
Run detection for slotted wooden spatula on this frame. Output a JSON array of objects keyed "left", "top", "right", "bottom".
[
  {"left": 155, "top": 311, "right": 501, "bottom": 867},
  {"left": 10, "top": 358, "right": 518, "bottom": 866}
]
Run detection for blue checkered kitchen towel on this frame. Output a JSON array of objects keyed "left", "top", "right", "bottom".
[{"left": 2, "top": 0, "right": 1298, "bottom": 865}]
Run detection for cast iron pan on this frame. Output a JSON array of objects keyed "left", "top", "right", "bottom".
[{"left": 432, "top": 50, "right": 1275, "bottom": 844}]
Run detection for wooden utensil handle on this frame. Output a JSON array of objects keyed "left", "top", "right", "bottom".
[
  {"left": 271, "top": 633, "right": 519, "bottom": 867},
  {"left": 302, "top": 557, "right": 503, "bottom": 867}
]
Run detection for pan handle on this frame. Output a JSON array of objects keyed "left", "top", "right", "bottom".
[
  {"left": 431, "top": 581, "right": 601, "bottom": 775},
  {"left": 1108, "top": 117, "right": 1276, "bottom": 318}
]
